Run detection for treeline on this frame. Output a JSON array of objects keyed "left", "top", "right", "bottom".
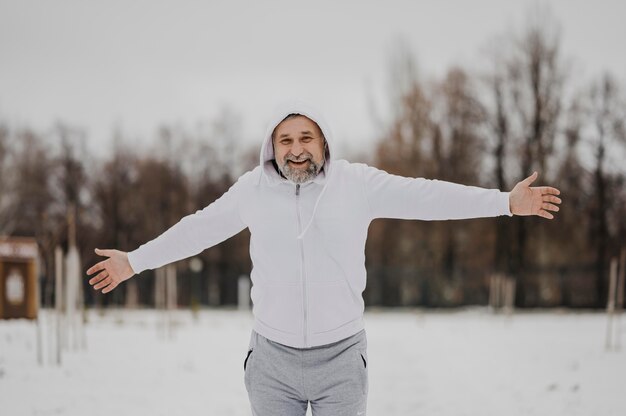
[
  {"left": 0, "top": 111, "right": 259, "bottom": 308},
  {"left": 1, "top": 13, "right": 624, "bottom": 308},
  {"left": 366, "top": 16, "right": 625, "bottom": 308}
]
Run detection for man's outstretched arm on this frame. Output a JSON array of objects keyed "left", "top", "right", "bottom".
[
  {"left": 86, "top": 170, "right": 252, "bottom": 294},
  {"left": 361, "top": 165, "right": 561, "bottom": 221}
]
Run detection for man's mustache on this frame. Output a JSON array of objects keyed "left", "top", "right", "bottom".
[{"left": 284, "top": 154, "right": 312, "bottom": 163}]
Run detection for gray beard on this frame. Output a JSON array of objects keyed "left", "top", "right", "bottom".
[{"left": 277, "top": 154, "right": 324, "bottom": 184}]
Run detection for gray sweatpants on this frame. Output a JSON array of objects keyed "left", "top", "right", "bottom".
[{"left": 244, "top": 329, "right": 369, "bottom": 416}]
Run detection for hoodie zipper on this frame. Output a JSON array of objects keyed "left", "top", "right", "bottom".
[{"left": 295, "top": 184, "right": 308, "bottom": 347}]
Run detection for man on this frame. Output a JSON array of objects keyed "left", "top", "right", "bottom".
[{"left": 87, "top": 101, "right": 561, "bottom": 416}]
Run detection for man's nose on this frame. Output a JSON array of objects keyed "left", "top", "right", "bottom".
[{"left": 290, "top": 141, "right": 304, "bottom": 157}]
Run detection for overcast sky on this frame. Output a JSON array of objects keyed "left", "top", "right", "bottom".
[{"left": 1, "top": 0, "right": 624, "bottom": 158}]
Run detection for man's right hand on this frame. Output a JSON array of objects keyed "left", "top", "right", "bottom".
[
  {"left": 508, "top": 171, "right": 561, "bottom": 219},
  {"left": 87, "top": 248, "right": 135, "bottom": 294}
]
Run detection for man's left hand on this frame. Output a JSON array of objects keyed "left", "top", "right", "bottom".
[{"left": 509, "top": 171, "right": 561, "bottom": 219}]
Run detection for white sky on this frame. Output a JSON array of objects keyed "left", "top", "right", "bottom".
[{"left": 0, "top": 0, "right": 624, "bottom": 159}]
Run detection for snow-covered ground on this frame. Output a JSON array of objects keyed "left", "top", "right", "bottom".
[{"left": 1, "top": 308, "right": 625, "bottom": 416}]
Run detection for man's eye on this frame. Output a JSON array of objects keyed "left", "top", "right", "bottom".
[
  {"left": 302, "top": 137, "right": 313, "bottom": 142},
  {"left": 281, "top": 139, "right": 292, "bottom": 145}
]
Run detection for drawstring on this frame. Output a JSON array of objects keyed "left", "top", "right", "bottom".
[{"left": 297, "top": 181, "right": 329, "bottom": 240}]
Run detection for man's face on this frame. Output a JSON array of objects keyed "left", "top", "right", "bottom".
[{"left": 272, "top": 115, "right": 326, "bottom": 184}]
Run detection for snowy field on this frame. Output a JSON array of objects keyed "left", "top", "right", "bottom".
[{"left": 1, "top": 308, "right": 625, "bottom": 416}]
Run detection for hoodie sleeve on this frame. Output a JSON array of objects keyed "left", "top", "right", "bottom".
[
  {"left": 127, "top": 173, "right": 249, "bottom": 274},
  {"left": 360, "top": 164, "right": 512, "bottom": 221}
]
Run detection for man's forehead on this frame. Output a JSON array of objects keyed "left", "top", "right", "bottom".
[
  {"left": 277, "top": 129, "right": 317, "bottom": 138},
  {"left": 273, "top": 115, "right": 323, "bottom": 139}
]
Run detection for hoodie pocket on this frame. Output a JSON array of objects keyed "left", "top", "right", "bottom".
[
  {"left": 244, "top": 348, "right": 253, "bottom": 392},
  {"left": 244, "top": 349, "right": 253, "bottom": 371},
  {"left": 308, "top": 281, "right": 361, "bottom": 334},
  {"left": 355, "top": 349, "right": 368, "bottom": 395},
  {"left": 253, "top": 283, "right": 302, "bottom": 335}
]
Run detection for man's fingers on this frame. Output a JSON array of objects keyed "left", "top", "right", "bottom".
[
  {"left": 89, "top": 248, "right": 125, "bottom": 294},
  {"left": 93, "top": 277, "right": 113, "bottom": 290},
  {"left": 543, "top": 195, "right": 562, "bottom": 204},
  {"left": 95, "top": 248, "right": 115, "bottom": 257},
  {"left": 86, "top": 260, "right": 107, "bottom": 276},
  {"left": 538, "top": 186, "right": 560, "bottom": 196},
  {"left": 538, "top": 209, "right": 554, "bottom": 220},
  {"left": 89, "top": 269, "right": 109, "bottom": 286},
  {"left": 542, "top": 202, "right": 560, "bottom": 212},
  {"left": 521, "top": 171, "right": 538, "bottom": 186},
  {"left": 102, "top": 283, "right": 117, "bottom": 294}
]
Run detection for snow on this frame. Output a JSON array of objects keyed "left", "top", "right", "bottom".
[{"left": 1, "top": 308, "right": 624, "bottom": 415}]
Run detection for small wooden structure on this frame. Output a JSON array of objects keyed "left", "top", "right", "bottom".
[{"left": 0, "top": 237, "right": 39, "bottom": 320}]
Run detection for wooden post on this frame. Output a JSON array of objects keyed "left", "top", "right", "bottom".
[
  {"left": 496, "top": 273, "right": 502, "bottom": 309},
  {"left": 615, "top": 248, "right": 625, "bottom": 350},
  {"left": 490, "top": 273, "right": 514, "bottom": 314},
  {"left": 606, "top": 258, "right": 618, "bottom": 350},
  {"left": 65, "top": 245, "right": 80, "bottom": 351},
  {"left": 154, "top": 268, "right": 164, "bottom": 310},
  {"left": 54, "top": 246, "right": 63, "bottom": 365},
  {"left": 125, "top": 280, "right": 139, "bottom": 310},
  {"left": 489, "top": 274, "right": 496, "bottom": 310},
  {"left": 35, "top": 254, "right": 42, "bottom": 366},
  {"left": 207, "top": 259, "right": 220, "bottom": 307},
  {"left": 155, "top": 265, "right": 176, "bottom": 340},
  {"left": 503, "top": 276, "right": 516, "bottom": 315},
  {"left": 617, "top": 248, "right": 625, "bottom": 311},
  {"left": 155, "top": 267, "right": 165, "bottom": 338},
  {"left": 166, "top": 264, "right": 177, "bottom": 340}
]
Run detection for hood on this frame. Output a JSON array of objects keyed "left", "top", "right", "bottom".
[
  {"left": 259, "top": 99, "right": 334, "bottom": 185},
  {"left": 258, "top": 100, "right": 335, "bottom": 240}
]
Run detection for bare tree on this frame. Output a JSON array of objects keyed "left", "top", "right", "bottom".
[
  {"left": 8, "top": 129, "right": 58, "bottom": 304},
  {"left": 483, "top": 43, "right": 515, "bottom": 278},
  {"left": 185, "top": 110, "right": 255, "bottom": 306},
  {"left": 369, "top": 49, "right": 494, "bottom": 306},
  {"left": 587, "top": 73, "right": 626, "bottom": 306},
  {"left": 0, "top": 123, "right": 17, "bottom": 234},
  {"left": 366, "top": 43, "right": 437, "bottom": 306},
  {"left": 551, "top": 96, "right": 593, "bottom": 305},
  {"left": 91, "top": 138, "right": 141, "bottom": 307},
  {"left": 429, "top": 67, "right": 489, "bottom": 300},
  {"left": 483, "top": 10, "right": 566, "bottom": 306}
]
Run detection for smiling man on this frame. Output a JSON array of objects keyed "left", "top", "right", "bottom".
[
  {"left": 273, "top": 114, "right": 326, "bottom": 184},
  {"left": 86, "top": 100, "right": 561, "bottom": 416}
]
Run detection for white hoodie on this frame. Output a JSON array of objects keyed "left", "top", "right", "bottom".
[{"left": 128, "top": 101, "right": 512, "bottom": 348}]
